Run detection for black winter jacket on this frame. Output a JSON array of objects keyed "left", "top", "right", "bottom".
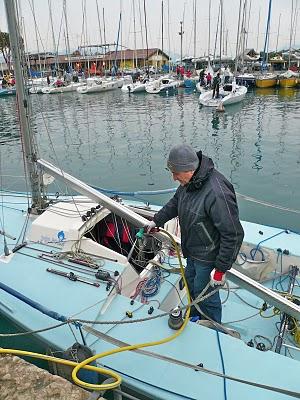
[{"left": 153, "top": 153, "right": 244, "bottom": 272}]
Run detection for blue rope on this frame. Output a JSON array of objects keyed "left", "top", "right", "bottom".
[
  {"left": 216, "top": 330, "right": 227, "bottom": 400},
  {"left": 251, "top": 230, "right": 289, "bottom": 260},
  {"left": 92, "top": 185, "right": 177, "bottom": 196},
  {"left": 142, "top": 269, "right": 161, "bottom": 298}
]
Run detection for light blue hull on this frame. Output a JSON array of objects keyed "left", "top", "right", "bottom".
[{"left": 0, "top": 191, "right": 299, "bottom": 399}]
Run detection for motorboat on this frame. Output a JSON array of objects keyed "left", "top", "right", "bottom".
[
  {"left": 121, "top": 78, "right": 150, "bottom": 93},
  {"left": 77, "top": 78, "right": 119, "bottom": 94},
  {"left": 41, "top": 81, "right": 85, "bottom": 94},
  {"left": 145, "top": 76, "right": 180, "bottom": 94}
]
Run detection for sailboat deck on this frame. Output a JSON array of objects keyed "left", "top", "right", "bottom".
[{"left": 0, "top": 192, "right": 300, "bottom": 399}]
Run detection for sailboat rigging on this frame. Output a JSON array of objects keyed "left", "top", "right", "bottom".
[{"left": 1, "top": 1, "right": 300, "bottom": 399}]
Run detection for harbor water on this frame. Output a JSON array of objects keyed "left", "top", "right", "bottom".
[
  {"left": 0, "top": 85, "right": 299, "bottom": 392},
  {"left": 0, "top": 86, "right": 299, "bottom": 231}
]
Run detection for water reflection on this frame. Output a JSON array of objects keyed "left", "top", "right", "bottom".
[
  {"left": 229, "top": 112, "right": 243, "bottom": 188},
  {"left": 252, "top": 97, "right": 264, "bottom": 171},
  {"left": 0, "top": 88, "right": 299, "bottom": 229}
]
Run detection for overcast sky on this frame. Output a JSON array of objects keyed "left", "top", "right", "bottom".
[{"left": 0, "top": 0, "right": 299, "bottom": 58}]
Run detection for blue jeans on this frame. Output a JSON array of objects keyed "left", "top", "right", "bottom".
[{"left": 185, "top": 257, "right": 222, "bottom": 323}]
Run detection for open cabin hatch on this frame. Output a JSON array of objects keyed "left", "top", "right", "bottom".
[{"left": 84, "top": 211, "right": 162, "bottom": 274}]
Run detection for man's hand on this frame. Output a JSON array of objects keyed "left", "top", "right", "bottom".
[
  {"left": 210, "top": 269, "right": 226, "bottom": 286},
  {"left": 144, "top": 220, "right": 156, "bottom": 233}
]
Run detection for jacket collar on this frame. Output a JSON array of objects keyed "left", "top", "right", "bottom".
[{"left": 186, "top": 152, "right": 214, "bottom": 192}]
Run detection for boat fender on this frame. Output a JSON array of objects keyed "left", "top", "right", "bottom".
[
  {"left": 48, "top": 342, "right": 99, "bottom": 384},
  {"left": 168, "top": 308, "right": 184, "bottom": 330}
]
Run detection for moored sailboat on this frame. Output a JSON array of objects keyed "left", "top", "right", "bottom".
[{"left": 278, "top": 70, "right": 298, "bottom": 88}]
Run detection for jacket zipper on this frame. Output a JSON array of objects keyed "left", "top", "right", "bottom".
[{"left": 200, "top": 222, "right": 214, "bottom": 246}]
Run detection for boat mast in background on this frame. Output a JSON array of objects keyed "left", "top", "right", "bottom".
[
  {"left": 193, "top": 0, "right": 197, "bottom": 68},
  {"left": 261, "top": 0, "right": 272, "bottom": 71},
  {"left": 275, "top": 13, "right": 281, "bottom": 54},
  {"left": 63, "top": 0, "right": 71, "bottom": 70},
  {"left": 4, "top": 0, "right": 46, "bottom": 212},
  {"left": 143, "top": 0, "right": 149, "bottom": 74},
  {"left": 48, "top": 0, "right": 58, "bottom": 73}
]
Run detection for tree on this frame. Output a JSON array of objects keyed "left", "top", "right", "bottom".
[{"left": 0, "top": 31, "right": 11, "bottom": 73}]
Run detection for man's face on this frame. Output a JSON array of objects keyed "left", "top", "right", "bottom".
[{"left": 171, "top": 170, "right": 194, "bottom": 186}]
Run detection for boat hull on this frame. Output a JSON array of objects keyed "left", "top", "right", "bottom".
[
  {"left": 0, "top": 88, "right": 16, "bottom": 96},
  {"left": 279, "top": 78, "right": 298, "bottom": 88},
  {"left": 199, "top": 85, "right": 247, "bottom": 107},
  {"left": 121, "top": 83, "right": 146, "bottom": 93},
  {"left": 1, "top": 191, "right": 300, "bottom": 400},
  {"left": 255, "top": 78, "right": 277, "bottom": 88}
]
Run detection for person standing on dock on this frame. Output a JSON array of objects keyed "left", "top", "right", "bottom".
[{"left": 146, "top": 144, "right": 244, "bottom": 323}]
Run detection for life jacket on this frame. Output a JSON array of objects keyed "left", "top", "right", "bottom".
[{"left": 102, "top": 216, "right": 133, "bottom": 254}]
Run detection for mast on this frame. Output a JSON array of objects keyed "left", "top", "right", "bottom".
[
  {"left": 132, "top": 0, "right": 137, "bottom": 70},
  {"left": 48, "top": 0, "right": 57, "bottom": 73},
  {"left": 161, "top": 0, "right": 164, "bottom": 55},
  {"left": 4, "top": 0, "right": 45, "bottom": 212},
  {"left": 103, "top": 8, "right": 110, "bottom": 73},
  {"left": 256, "top": 7, "right": 261, "bottom": 52},
  {"left": 143, "top": 0, "right": 149, "bottom": 74},
  {"left": 288, "top": 0, "right": 294, "bottom": 69},
  {"left": 219, "top": 0, "right": 223, "bottom": 70},
  {"left": 241, "top": 0, "right": 248, "bottom": 73},
  {"left": 179, "top": 20, "right": 184, "bottom": 65},
  {"left": 167, "top": 0, "right": 171, "bottom": 71},
  {"left": 207, "top": 0, "right": 211, "bottom": 68},
  {"left": 96, "top": 0, "right": 103, "bottom": 48},
  {"left": 31, "top": 0, "right": 41, "bottom": 75},
  {"left": 275, "top": 13, "right": 281, "bottom": 53},
  {"left": 193, "top": 0, "right": 197, "bottom": 60},
  {"left": 213, "top": 3, "right": 220, "bottom": 67},
  {"left": 261, "top": 0, "right": 272, "bottom": 71},
  {"left": 138, "top": 0, "right": 145, "bottom": 69},
  {"left": 63, "top": 0, "right": 71, "bottom": 69}
]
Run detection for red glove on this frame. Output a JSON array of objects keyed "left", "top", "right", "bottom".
[{"left": 210, "top": 269, "right": 226, "bottom": 286}]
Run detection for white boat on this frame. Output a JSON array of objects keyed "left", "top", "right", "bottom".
[
  {"left": 236, "top": 73, "right": 256, "bottom": 87},
  {"left": 199, "top": 82, "right": 248, "bottom": 107},
  {"left": 121, "top": 78, "right": 149, "bottom": 93},
  {"left": 41, "top": 81, "right": 85, "bottom": 94},
  {"left": 114, "top": 75, "right": 133, "bottom": 88},
  {"left": 28, "top": 76, "right": 56, "bottom": 94},
  {"left": 77, "top": 77, "right": 119, "bottom": 94},
  {"left": 2, "top": 3, "right": 300, "bottom": 400},
  {"left": 145, "top": 76, "right": 180, "bottom": 94}
]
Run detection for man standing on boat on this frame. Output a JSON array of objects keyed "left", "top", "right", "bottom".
[
  {"left": 212, "top": 72, "right": 221, "bottom": 98},
  {"left": 146, "top": 144, "right": 244, "bottom": 323}
]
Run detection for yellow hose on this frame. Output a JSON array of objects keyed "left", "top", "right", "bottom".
[
  {"left": 1, "top": 228, "right": 191, "bottom": 392},
  {"left": 0, "top": 348, "right": 121, "bottom": 388}
]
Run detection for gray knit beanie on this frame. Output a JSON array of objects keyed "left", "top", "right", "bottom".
[{"left": 167, "top": 144, "right": 199, "bottom": 172}]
